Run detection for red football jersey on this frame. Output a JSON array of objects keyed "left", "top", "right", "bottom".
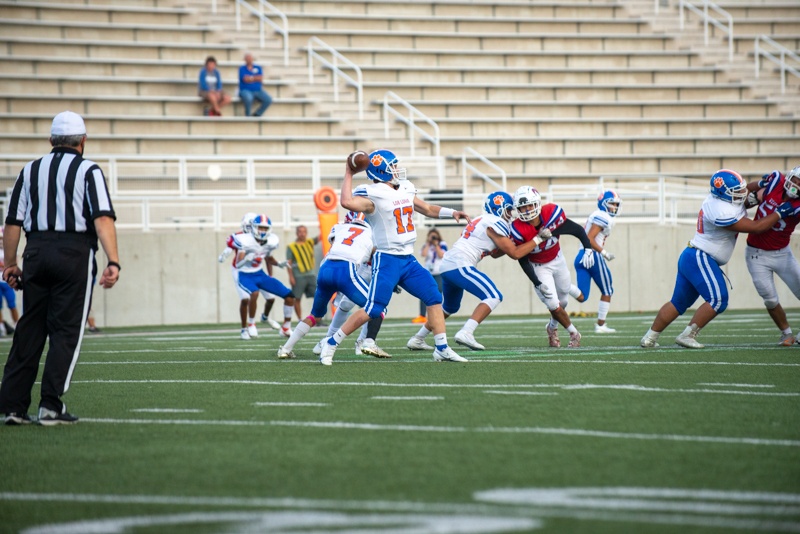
[
  {"left": 747, "top": 173, "right": 800, "bottom": 251},
  {"left": 510, "top": 203, "right": 567, "bottom": 263}
]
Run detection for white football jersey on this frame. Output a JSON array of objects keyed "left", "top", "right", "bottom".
[
  {"left": 354, "top": 180, "right": 418, "bottom": 255},
  {"left": 229, "top": 232, "right": 280, "bottom": 273},
  {"left": 690, "top": 194, "right": 745, "bottom": 265},
  {"left": 325, "top": 222, "right": 374, "bottom": 265},
  {"left": 440, "top": 212, "right": 511, "bottom": 272},
  {"left": 584, "top": 209, "right": 615, "bottom": 249}
]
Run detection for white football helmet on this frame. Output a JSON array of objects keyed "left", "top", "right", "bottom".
[
  {"left": 250, "top": 214, "right": 272, "bottom": 243},
  {"left": 784, "top": 165, "right": 800, "bottom": 199},
  {"left": 513, "top": 186, "right": 542, "bottom": 221},
  {"left": 240, "top": 212, "right": 257, "bottom": 233}
]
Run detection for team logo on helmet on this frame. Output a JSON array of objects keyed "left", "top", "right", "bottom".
[
  {"left": 714, "top": 177, "right": 725, "bottom": 188},
  {"left": 492, "top": 194, "right": 504, "bottom": 206},
  {"left": 371, "top": 154, "right": 384, "bottom": 166}
]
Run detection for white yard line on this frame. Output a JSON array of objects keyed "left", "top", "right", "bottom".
[
  {"left": 371, "top": 396, "right": 444, "bottom": 400},
  {"left": 697, "top": 383, "right": 776, "bottom": 388},
  {"left": 76, "top": 417, "right": 800, "bottom": 447},
  {"left": 129, "top": 408, "right": 204, "bottom": 413},
  {"left": 253, "top": 402, "right": 329, "bottom": 407}
]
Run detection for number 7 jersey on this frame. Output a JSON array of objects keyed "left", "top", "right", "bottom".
[
  {"left": 353, "top": 181, "right": 417, "bottom": 255},
  {"left": 325, "top": 222, "right": 374, "bottom": 265}
]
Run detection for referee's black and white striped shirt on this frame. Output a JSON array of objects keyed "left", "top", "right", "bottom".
[{"left": 6, "top": 147, "right": 115, "bottom": 237}]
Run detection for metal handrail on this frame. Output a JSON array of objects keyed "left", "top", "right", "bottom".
[
  {"left": 382, "top": 91, "right": 441, "bottom": 159},
  {"left": 754, "top": 35, "right": 800, "bottom": 95},
  {"left": 307, "top": 37, "right": 363, "bottom": 120},
  {"left": 233, "top": 0, "right": 289, "bottom": 66},
  {"left": 678, "top": 0, "right": 734, "bottom": 62},
  {"left": 461, "top": 147, "right": 506, "bottom": 192}
]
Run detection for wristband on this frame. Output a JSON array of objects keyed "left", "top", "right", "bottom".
[
  {"left": 107, "top": 261, "right": 122, "bottom": 271},
  {"left": 438, "top": 207, "right": 455, "bottom": 219}
]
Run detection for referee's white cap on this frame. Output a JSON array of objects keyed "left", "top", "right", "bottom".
[{"left": 51, "top": 111, "right": 87, "bottom": 136}]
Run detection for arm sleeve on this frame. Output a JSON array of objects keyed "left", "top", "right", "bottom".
[
  {"left": 551, "top": 218, "right": 591, "bottom": 248},
  {"left": 517, "top": 258, "right": 542, "bottom": 286},
  {"left": 198, "top": 70, "right": 208, "bottom": 92}
]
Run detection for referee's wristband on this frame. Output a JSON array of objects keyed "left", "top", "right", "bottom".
[
  {"left": 438, "top": 207, "right": 455, "bottom": 219},
  {"left": 107, "top": 261, "right": 122, "bottom": 271}
]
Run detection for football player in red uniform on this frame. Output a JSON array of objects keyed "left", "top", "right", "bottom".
[
  {"left": 745, "top": 166, "right": 800, "bottom": 345},
  {"left": 510, "top": 186, "right": 595, "bottom": 348}
]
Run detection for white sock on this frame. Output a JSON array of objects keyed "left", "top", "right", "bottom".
[
  {"left": 597, "top": 301, "right": 610, "bottom": 322},
  {"left": 416, "top": 325, "right": 431, "bottom": 338},
  {"left": 548, "top": 318, "right": 558, "bottom": 329},
  {"left": 646, "top": 328, "right": 661, "bottom": 340},
  {"left": 248, "top": 317, "right": 256, "bottom": 325},
  {"left": 359, "top": 322, "right": 369, "bottom": 340},
  {"left": 781, "top": 327, "right": 792, "bottom": 336},
  {"left": 566, "top": 324, "right": 578, "bottom": 334},
  {"left": 332, "top": 329, "right": 347, "bottom": 345},
  {"left": 283, "top": 305, "right": 293, "bottom": 321},
  {"left": 283, "top": 322, "right": 310, "bottom": 351},
  {"left": 462, "top": 319, "right": 479, "bottom": 334},
  {"left": 433, "top": 333, "right": 448, "bottom": 349},
  {"left": 329, "top": 306, "right": 350, "bottom": 335},
  {"left": 568, "top": 284, "right": 582, "bottom": 299}
]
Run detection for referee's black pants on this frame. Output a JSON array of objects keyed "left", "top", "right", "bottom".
[{"left": 0, "top": 232, "right": 97, "bottom": 415}]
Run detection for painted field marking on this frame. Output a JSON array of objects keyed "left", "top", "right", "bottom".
[
  {"left": 78, "top": 417, "right": 800, "bottom": 447},
  {"left": 253, "top": 402, "right": 329, "bottom": 407},
  {"left": 484, "top": 391, "right": 559, "bottom": 396},
  {"left": 129, "top": 408, "right": 204, "bottom": 414},
  {"left": 70, "top": 379, "right": 800, "bottom": 397},
  {"left": 697, "top": 383, "right": 776, "bottom": 388},
  {"left": 371, "top": 396, "right": 444, "bottom": 400}
]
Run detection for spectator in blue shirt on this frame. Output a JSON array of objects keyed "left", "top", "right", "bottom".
[
  {"left": 198, "top": 55, "right": 231, "bottom": 116},
  {"left": 238, "top": 53, "right": 273, "bottom": 117}
]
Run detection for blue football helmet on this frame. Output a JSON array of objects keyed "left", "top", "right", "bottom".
[
  {"left": 484, "top": 191, "right": 514, "bottom": 221},
  {"left": 366, "top": 149, "right": 406, "bottom": 186},
  {"left": 250, "top": 214, "right": 272, "bottom": 242},
  {"left": 784, "top": 165, "right": 800, "bottom": 199},
  {"left": 597, "top": 190, "right": 621, "bottom": 217},
  {"left": 710, "top": 169, "right": 747, "bottom": 205},
  {"left": 513, "top": 185, "right": 542, "bottom": 222},
  {"left": 344, "top": 210, "right": 368, "bottom": 226}
]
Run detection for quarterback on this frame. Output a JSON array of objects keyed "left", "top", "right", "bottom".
[
  {"left": 745, "top": 166, "right": 800, "bottom": 345},
  {"left": 641, "top": 169, "right": 794, "bottom": 349},
  {"left": 319, "top": 149, "right": 471, "bottom": 365}
]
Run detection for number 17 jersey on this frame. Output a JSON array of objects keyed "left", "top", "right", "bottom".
[{"left": 354, "top": 181, "right": 417, "bottom": 255}]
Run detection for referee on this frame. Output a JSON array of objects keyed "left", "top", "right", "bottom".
[{"left": 0, "top": 111, "right": 120, "bottom": 426}]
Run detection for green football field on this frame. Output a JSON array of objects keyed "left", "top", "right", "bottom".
[{"left": 1, "top": 309, "right": 799, "bottom": 534}]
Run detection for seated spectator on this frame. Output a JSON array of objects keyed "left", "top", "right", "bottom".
[
  {"left": 238, "top": 53, "right": 273, "bottom": 117},
  {"left": 198, "top": 55, "right": 231, "bottom": 116}
]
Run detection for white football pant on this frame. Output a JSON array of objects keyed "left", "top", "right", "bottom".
[
  {"left": 745, "top": 245, "right": 800, "bottom": 309},
  {"left": 529, "top": 250, "right": 571, "bottom": 311}
]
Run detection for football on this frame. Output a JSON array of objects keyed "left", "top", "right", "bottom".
[{"left": 347, "top": 150, "right": 369, "bottom": 173}]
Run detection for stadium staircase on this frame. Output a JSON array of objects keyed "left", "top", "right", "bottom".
[{"left": 0, "top": 0, "right": 797, "bottom": 227}]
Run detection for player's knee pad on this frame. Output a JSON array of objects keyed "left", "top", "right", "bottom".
[
  {"left": 764, "top": 297, "right": 780, "bottom": 310},
  {"left": 481, "top": 297, "right": 502, "bottom": 312},
  {"left": 337, "top": 299, "right": 355, "bottom": 313}
]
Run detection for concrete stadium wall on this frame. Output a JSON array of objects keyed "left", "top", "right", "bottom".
[{"left": 78, "top": 224, "right": 796, "bottom": 327}]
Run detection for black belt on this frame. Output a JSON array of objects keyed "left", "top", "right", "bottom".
[{"left": 26, "top": 231, "right": 97, "bottom": 247}]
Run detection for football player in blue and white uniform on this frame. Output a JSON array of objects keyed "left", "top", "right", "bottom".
[
  {"left": 570, "top": 190, "right": 621, "bottom": 333},
  {"left": 641, "top": 169, "right": 793, "bottom": 349},
  {"left": 277, "top": 210, "right": 376, "bottom": 359},
  {"left": 226, "top": 214, "right": 295, "bottom": 339},
  {"left": 318, "top": 149, "right": 471, "bottom": 365},
  {"left": 407, "top": 191, "right": 542, "bottom": 351}
]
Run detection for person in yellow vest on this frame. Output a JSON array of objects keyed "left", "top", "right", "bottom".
[{"left": 286, "top": 225, "right": 320, "bottom": 320}]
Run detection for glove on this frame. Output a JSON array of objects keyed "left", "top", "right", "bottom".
[
  {"left": 601, "top": 249, "right": 615, "bottom": 261},
  {"left": 218, "top": 248, "right": 233, "bottom": 263},
  {"left": 276, "top": 260, "right": 288, "bottom": 268},
  {"left": 580, "top": 248, "right": 595, "bottom": 269},
  {"left": 745, "top": 191, "right": 759, "bottom": 208},
  {"left": 777, "top": 202, "right": 797, "bottom": 219},
  {"left": 393, "top": 286, "right": 403, "bottom": 294},
  {"left": 759, "top": 170, "right": 780, "bottom": 189},
  {"left": 244, "top": 252, "right": 256, "bottom": 263},
  {"left": 535, "top": 283, "right": 554, "bottom": 300},
  {"left": 533, "top": 227, "right": 552, "bottom": 246}
]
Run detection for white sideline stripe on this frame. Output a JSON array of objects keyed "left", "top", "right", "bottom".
[
  {"left": 698, "top": 383, "right": 776, "bottom": 388},
  {"left": 130, "top": 408, "right": 204, "bottom": 413},
  {"left": 253, "top": 402, "right": 329, "bottom": 407},
  {"left": 78, "top": 418, "right": 800, "bottom": 447},
  {"left": 71, "top": 380, "right": 800, "bottom": 397},
  {"left": 371, "top": 396, "right": 444, "bottom": 400},
  {"left": 74, "top": 359, "right": 800, "bottom": 367},
  {"left": 484, "top": 391, "right": 559, "bottom": 396}
]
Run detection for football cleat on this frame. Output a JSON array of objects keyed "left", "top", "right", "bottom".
[
  {"left": 247, "top": 323, "right": 259, "bottom": 338},
  {"left": 313, "top": 339, "right": 325, "bottom": 355},
  {"left": 261, "top": 314, "right": 282, "bottom": 330},
  {"left": 779, "top": 333, "right": 795, "bottom": 346},
  {"left": 675, "top": 332, "right": 704, "bottom": 349},
  {"left": 276, "top": 345, "right": 296, "bottom": 359},
  {"left": 568, "top": 331, "right": 582, "bottom": 348},
  {"left": 407, "top": 336, "right": 433, "bottom": 351},
  {"left": 319, "top": 337, "right": 337, "bottom": 366},
  {"left": 433, "top": 346, "right": 468, "bottom": 363},
  {"left": 240, "top": 328, "right": 251, "bottom": 340},
  {"left": 640, "top": 335, "right": 660, "bottom": 348},
  {"left": 280, "top": 325, "right": 292, "bottom": 338},
  {"left": 354, "top": 338, "right": 363, "bottom": 356},
  {"left": 360, "top": 338, "right": 391, "bottom": 358},
  {"left": 546, "top": 324, "right": 561, "bottom": 348},
  {"left": 454, "top": 330, "right": 485, "bottom": 351},
  {"left": 594, "top": 323, "right": 617, "bottom": 334}
]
